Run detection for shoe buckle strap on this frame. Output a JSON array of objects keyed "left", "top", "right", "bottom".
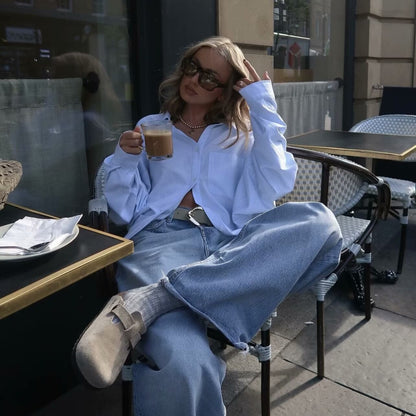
[{"left": 111, "top": 304, "right": 142, "bottom": 348}]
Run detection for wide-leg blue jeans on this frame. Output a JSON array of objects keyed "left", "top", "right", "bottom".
[{"left": 115, "top": 202, "right": 343, "bottom": 416}]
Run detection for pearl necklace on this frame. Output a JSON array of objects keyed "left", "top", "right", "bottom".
[{"left": 179, "top": 116, "right": 208, "bottom": 134}]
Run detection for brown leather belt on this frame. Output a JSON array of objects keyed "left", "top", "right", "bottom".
[{"left": 172, "top": 206, "right": 213, "bottom": 226}]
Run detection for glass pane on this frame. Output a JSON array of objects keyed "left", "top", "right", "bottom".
[
  {"left": 0, "top": 1, "right": 134, "bottom": 218},
  {"left": 273, "top": 0, "right": 345, "bottom": 83},
  {"left": 272, "top": 0, "right": 345, "bottom": 136}
]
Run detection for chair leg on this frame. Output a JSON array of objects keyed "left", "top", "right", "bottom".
[
  {"left": 260, "top": 325, "right": 271, "bottom": 416},
  {"left": 397, "top": 207, "right": 408, "bottom": 275},
  {"left": 316, "top": 300, "right": 324, "bottom": 379},
  {"left": 315, "top": 264, "right": 370, "bottom": 379},
  {"left": 363, "top": 262, "right": 372, "bottom": 321},
  {"left": 122, "top": 378, "right": 133, "bottom": 416},
  {"left": 121, "top": 357, "right": 133, "bottom": 416},
  {"left": 363, "top": 239, "right": 372, "bottom": 321},
  {"left": 246, "top": 316, "right": 273, "bottom": 416},
  {"left": 312, "top": 273, "right": 338, "bottom": 379}
]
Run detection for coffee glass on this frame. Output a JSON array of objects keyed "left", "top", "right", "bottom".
[{"left": 140, "top": 120, "right": 173, "bottom": 161}]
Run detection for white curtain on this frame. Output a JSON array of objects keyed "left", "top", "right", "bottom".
[
  {"left": 0, "top": 78, "right": 90, "bottom": 217},
  {"left": 273, "top": 81, "right": 342, "bottom": 138}
]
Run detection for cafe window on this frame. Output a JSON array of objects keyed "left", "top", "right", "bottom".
[
  {"left": 273, "top": 0, "right": 344, "bottom": 83},
  {"left": 0, "top": 0, "right": 135, "bottom": 218},
  {"left": 270, "top": 0, "right": 347, "bottom": 136}
]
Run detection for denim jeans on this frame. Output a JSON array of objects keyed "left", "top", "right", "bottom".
[{"left": 115, "top": 202, "right": 342, "bottom": 416}]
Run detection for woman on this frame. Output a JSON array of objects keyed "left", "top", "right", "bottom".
[{"left": 74, "top": 37, "right": 342, "bottom": 415}]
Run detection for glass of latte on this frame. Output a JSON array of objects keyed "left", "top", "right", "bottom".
[{"left": 140, "top": 120, "right": 173, "bottom": 161}]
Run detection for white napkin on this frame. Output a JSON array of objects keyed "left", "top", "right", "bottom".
[{"left": 0, "top": 215, "right": 82, "bottom": 255}]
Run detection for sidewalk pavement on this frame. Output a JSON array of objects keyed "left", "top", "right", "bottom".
[{"left": 34, "top": 210, "right": 416, "bottom": 416}]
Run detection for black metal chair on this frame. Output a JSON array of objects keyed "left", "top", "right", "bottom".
[
  {"left": 278, "top": 146, "right": 390, "bottom": 377},
  {"left": 87, "top": 146, "right": 390, "bottom": 414},
  {"left": 349, "top": 114, "right": 416, "bottom": 275}
]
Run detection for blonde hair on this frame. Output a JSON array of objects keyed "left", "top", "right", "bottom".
[{"left": 159, "top": 36, "right": 251, "bottom": 146}]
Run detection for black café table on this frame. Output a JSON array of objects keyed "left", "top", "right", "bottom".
[
  {"left": 0, "top": 203, "right": 133, "bottom": 414},
  {"left": 287, "top": 129, "right": 416, "bottom": 162},
  {"left": 0, "top": 203, "right": 133, "bottom": 319}
]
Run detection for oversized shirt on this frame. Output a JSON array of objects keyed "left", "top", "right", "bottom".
[{"left": 103, "top": 80, "right": 297, "bottom": 239}]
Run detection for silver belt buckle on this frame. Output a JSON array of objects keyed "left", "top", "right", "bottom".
[{"left": 187, "top": 206, "right": 204, "bottom": 226}]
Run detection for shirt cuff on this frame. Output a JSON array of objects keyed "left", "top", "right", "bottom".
[
  {"left": 111, "top": 142, "right": 143, "bottom": 168},
  {"left": 240, "top": 80, "right": 277, "bottom": 113}
]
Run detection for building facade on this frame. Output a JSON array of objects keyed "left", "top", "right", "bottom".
[{"left": 354, "top": 0, "right": 416, "bottom": 122}]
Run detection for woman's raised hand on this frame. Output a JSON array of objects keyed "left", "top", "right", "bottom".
[
  {"left": 119, "top": 126, "right": 144, "bottom": 155},
  {"left": 233, "top": 59, "right": 270, "bottom": 92}
]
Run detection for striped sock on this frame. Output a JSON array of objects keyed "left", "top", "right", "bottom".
[{"left": 122, "top": 282, "right": 182, "bottom": 328}]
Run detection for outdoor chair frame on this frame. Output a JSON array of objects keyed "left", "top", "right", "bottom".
[
  {"left": 349, "top": 114, "right": 416, "bottom": 274},
  {"left": 279, "top": 147, "right": 390, "bottom": 376}
]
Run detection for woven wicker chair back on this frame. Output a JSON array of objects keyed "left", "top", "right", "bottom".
[
  {"left": 276, "top": 156, "right": 368, "bottom": 217},
  {"left": 350, "top": 114, "right": 416, "bottom": 161}
]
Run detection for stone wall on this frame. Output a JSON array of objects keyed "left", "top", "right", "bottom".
[
  {"left": 217, "top": 0, "right": 274, "bottom": 77},
  {"left": 354, "top": 0, "right": 416, "bottom": 123}
]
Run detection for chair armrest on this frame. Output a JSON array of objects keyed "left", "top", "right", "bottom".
[
  {"left": 288, "top": 146, "right": 379, "bottom": 185},
  {"left": 88, "top": 197, "right": 110, "bottom": 233}
]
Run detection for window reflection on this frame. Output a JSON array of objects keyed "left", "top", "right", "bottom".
[
  {"left": 273, "top": 0, "right": 340, "bottom": 83},
  {"left": 0, "top": 1, "right": 133, "bottom": 218}
]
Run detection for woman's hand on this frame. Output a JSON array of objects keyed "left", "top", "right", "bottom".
[
  {"left": 119, "top": 126, "right": 143, "bottom": 155},
  {"left": 233, "top": 59, "right": 270, "bottom": 92}
]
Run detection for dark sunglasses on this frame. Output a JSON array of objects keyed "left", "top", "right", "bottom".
[{"left": 181, "top": 58, "right": 227, "bottom": 91}]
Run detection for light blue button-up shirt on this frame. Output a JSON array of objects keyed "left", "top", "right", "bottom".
[{"left": 103, "top": 80, "right": 297, "bottom": 238}]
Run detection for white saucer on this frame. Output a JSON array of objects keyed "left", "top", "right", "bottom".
[{"left": 0, "top": 223, "right": 79, "bottom": 262}]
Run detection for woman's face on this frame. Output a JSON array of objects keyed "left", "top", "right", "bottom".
[{"left": 179, "top": 47, "right": 233, "bottom": 108}]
